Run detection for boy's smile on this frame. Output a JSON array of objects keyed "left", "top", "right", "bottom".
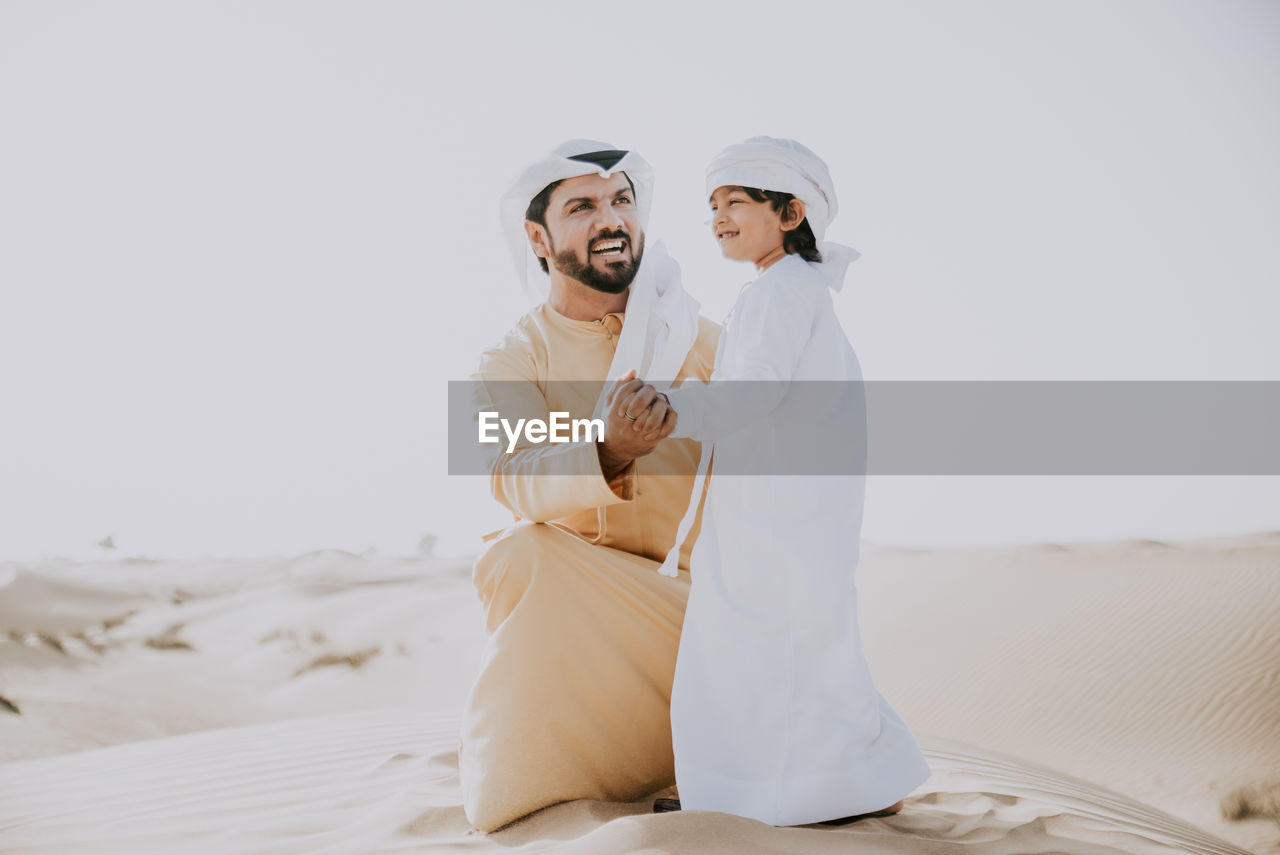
[{"left": 709, "top": 185, "right": 789, "bottom": 269}]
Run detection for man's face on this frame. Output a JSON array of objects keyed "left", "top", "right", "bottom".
[{"left": 532, "top": 172, "right": 644, "bottom": 294}]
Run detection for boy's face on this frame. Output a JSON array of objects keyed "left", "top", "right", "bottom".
[{"left": 709, "top": 185, "right": 787, "bottom": 266}]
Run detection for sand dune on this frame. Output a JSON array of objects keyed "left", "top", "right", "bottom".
[
  {"left": 858, "top": 535, "right": 1280, "bottom": 851},
  {"left": 0, "top": 536, "right": 1276, "bottom": 853},
  {"left": 0, "top": 709, "right": 1255, "bottom": 855},
  {"left": 0, "top": 553, "right": 482, "bottom": 761}
]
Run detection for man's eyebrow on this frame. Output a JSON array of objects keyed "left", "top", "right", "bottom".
[{"left": 561, "top": 186, "right": 633, "bottom": 210}]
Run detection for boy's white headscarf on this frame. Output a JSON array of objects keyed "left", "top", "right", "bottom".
[
  {"left": 500, "top": 140, "right": 700, "bottom": 421},
  {"left": 704, "top": 136, "right": 861, "bottom": 291}
]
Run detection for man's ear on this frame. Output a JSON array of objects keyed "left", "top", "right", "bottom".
[
  {"left": 525, "top": 220, "right": 550, "bottom": 259},
  {"left": 780, "top": 198, "right": 807, "bottom": 233}
]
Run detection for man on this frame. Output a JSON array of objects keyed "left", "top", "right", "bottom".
[{"left": 459, "top": 141, "right": 720, "bottom": 832}]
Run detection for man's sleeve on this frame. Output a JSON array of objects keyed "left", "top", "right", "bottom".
[{"left": 472, "top": 347, "right": 634, "bottom": 523}]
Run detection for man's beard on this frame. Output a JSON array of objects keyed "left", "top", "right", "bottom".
[{"left": 550, "top": 230, "right": 645, "bottom": 294}]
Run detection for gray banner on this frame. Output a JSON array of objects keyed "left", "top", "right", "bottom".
[{"left": 448, "top": 381, "right": 1280, "bottom": 476}]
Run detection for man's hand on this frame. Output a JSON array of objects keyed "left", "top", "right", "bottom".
[
  {"left": 606, "top": 370, "right": 679, "bottom": 444},
  {"left": 597, "top": 370, "right": 679, "bottom": 479}
]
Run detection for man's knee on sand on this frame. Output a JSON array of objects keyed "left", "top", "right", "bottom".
[{"left": 464, "top": 529, "right": 615, "bottom": 833}]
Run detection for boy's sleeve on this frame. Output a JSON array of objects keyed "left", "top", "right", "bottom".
[{"left": 664, "top": 276, "right": 819, "bottom": 441}]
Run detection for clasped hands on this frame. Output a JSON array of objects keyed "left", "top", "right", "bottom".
[{"left": 597, "top": 370, "right": 678, "bottom": 477}]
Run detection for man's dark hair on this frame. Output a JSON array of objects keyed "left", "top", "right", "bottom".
[
  {"left": 525, "top": 173, "right": 638, "bottom": 274},
  {"left": 525, "top": 180, "right": 563, "bottom": 274},
  {"left": 736, "top": 186, "right": 823, "bottom": 263}
]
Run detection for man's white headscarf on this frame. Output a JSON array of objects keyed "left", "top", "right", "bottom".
[
  {"left": 501, "top": 140, "right": 701, "bottom": 420},
  {"left": 704, "top": 136, "right": 861, "bottom": 291}
]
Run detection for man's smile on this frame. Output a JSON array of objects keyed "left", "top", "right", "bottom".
[{"left": 590, "top": 237, "right": 630, "bottom": 257}]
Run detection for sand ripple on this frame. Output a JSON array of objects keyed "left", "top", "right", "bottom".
[{"left": 0, "top": 710, "right": 1254, "bottom": 855}]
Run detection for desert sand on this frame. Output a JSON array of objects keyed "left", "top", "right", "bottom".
[{"left": 1, "top": 534, "right": 1277, "bottom": 854}]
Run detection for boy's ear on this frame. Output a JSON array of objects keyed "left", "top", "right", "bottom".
[
  {"left": 780, "top": 198, "right": 807, "bottom": 232},
  {"left": 525, "top": 220, "right": 550, "bottom": 259}
]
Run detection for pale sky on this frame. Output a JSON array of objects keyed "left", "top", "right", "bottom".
[{"left": 1, "top": 0, "right": 1277, "bottom": 561}]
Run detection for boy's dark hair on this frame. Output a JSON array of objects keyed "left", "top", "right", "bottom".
[
  {"left": 525, "top": 174, "right": 637, "bottom": 274},
  {"left": 738, "top": 187, "right": 823, "bottom": 263}
]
